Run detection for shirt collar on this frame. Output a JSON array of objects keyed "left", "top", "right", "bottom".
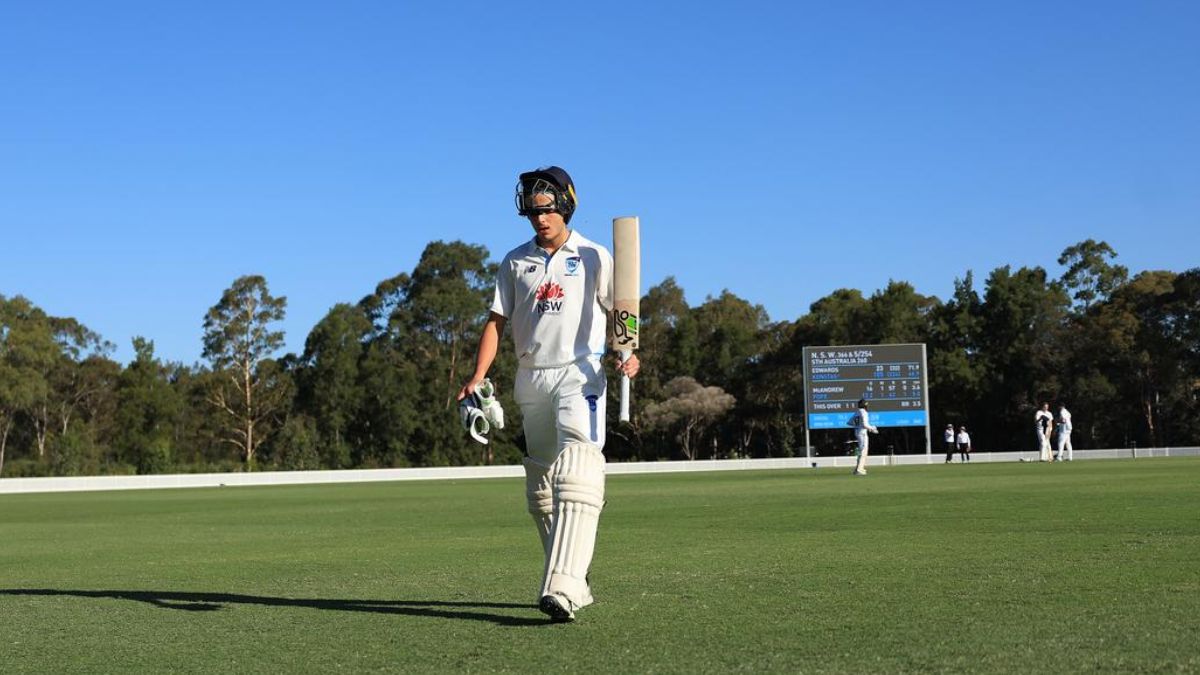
[
  {"left": 559, "top": 230, "right": 580, "bottom": 253},
  {"left": 528, "top": 229, "right": 578, "bottom": 256}
]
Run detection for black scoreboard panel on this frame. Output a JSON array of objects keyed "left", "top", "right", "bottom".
[{"left": 802, "top": 344, "right": 928, "bottom": 429}]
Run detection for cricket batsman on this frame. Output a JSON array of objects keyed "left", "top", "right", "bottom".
[{"left": 457, "top": 166, "right": 640, "bottom": 622}]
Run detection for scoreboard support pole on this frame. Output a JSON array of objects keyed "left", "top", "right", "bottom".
[
  {"left": 806, "top": 360, "right": 816, "bottom": 458},
  {"left": 922, "top": 343, "right": 932, "bottom": 458}
]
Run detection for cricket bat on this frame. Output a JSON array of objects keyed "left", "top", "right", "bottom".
[{"left": 611, "top": 216, "right": 641, "bottom": 423}]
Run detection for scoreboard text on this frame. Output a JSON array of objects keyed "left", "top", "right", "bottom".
[{"left": 802, "top": 344, "right": 929, "bottom": 429}]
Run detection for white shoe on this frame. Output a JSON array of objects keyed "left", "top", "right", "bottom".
[
  {"left": 853, "top": 469, "right": 867, "bottom": 476},
  {"left": 539, "top": 594, "right": 575, "bottom": 622}
]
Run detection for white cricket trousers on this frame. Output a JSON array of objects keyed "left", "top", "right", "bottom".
[
  {"left": 1037, "top": 428, "right": 1051, "bottom": 461},
  {"left": 1056, "top": 429, "right": 1073, "bottom": 461},
  {"left": 854, "top": 429, "right": 870, "bottom": 473},
  {"left": 515, "top": 356, "right": 607, "bottom": 465}
]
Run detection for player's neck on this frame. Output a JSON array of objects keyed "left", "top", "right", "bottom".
[{"left": 536, "top": 229, "right": 571, "bottom": 254}]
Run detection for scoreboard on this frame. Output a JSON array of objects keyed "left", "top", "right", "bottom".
[{"left": 802, "top": 344, "right": 929, "bottom": 429}]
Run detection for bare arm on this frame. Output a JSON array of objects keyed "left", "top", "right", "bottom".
[{"left": 457, "top": 312, "right": 506, "bottom": 401}]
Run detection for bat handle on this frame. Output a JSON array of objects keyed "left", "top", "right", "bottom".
[{"left": 618, "top": 349, "right": 632, "bottom": 422}]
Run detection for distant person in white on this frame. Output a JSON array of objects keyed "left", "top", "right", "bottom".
[
  {"left": 1035, "top": 403, "right": 1054, "bottom": 462},
  {"left": 943, "top": 423, "right": 956, "bottom": 463},
  {"left": 457, "top": 166, "right": 640, "bottom": 623},
  {"left": 1055, "top": 405, "right": 1073, "bottom": 461},
  {"left": 849, "top": 399, "right": 879, "bottom": 476},
  {"left": 956, "top": 426, "right": 972, "bottom": 462}
]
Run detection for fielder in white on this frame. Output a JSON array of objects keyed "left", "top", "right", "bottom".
[
  {"left": 849, "top": 399, "right": 879, "bottom": 476},
  {"left": 1035, "top": 402, "right": 1054, "bottom": 462},
  {"left": 1055, "top": 404, "right": 1073, "bottom": 461},
  {"left": 457, "top": 166, "right": 640, "bottom": 623}
]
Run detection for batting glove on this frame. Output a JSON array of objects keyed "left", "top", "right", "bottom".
[{"left": 474, "top": 378, "right": 505, "bottom": 430}]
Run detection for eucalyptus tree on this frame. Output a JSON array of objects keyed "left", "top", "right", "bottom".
[
  {"left": 975, "top": 265, "right": 1071, "bottom": 449},
  {"left": 1159, "top": 268, "right": 1200, "bottom": 443},
  {"left": 114, "top": 337, "right": 183, "bottom": 473},
  {"left": 692, "top": 290, "right": 771, "bottom": 391},
  {"left": 201, "top": 275, "right": 288, "bottom": 470},
  {"left": 1086, "top": 269, "right": 1193, "bottom": 447},
  {"left": 926, "top": 272, "right": 986, "bottom": 432},
  {"left": 31, "top": 317, "right": 112, "bottom": 458},
  {"left": 635, "top": 277, "right": 697, "bottom": 403},
  {"left": 792, "top": 288, "right": 872, "bottom": 347},
  {"left": 863, "top": 280, "right": 937, "bottom": 345},
  {"left": 0, "top": 296, "right": 59, "bottom": 474},
  {"left": 1058, "top": 239, "right": 1128, "bottom": 313},
  {"left": 732, "top": 320, "right": 803, "bottom": 457},
  {"left": 358, "top": 241, "right": 503, "bottom": 466},
  {"left": 295, "top": 303, "right": 372, "bottom": 467}
]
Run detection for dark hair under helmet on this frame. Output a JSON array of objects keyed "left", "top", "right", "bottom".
[{"left": 515, "top": 166, "right": 577, "bottom": 224}]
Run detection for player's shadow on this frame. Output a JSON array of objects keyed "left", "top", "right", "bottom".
[{"left": 0, "top": 589, "right": 547, "bottom": 627}]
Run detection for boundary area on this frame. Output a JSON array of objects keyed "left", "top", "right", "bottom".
[{"left": 1, "top": 447, "right": 1196, "bottom": 495}]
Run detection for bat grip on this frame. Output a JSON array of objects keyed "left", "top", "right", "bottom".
[{"left": 618, "top": 349, "right": 631, "bottom": 422}]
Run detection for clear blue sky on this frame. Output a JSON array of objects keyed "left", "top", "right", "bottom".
[{"left": 3, "top": 1, "right": 1197, "bottom": 365}]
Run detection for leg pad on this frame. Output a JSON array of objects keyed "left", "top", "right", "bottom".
[
  {"left": 524, "top": 456, "right": 553, "bottom": 553},
  {"left": 540, "top": 443, "right": 605, "bottom": 608}
]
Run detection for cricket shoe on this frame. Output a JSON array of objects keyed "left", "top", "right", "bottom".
[
  {"left": 852, "top": 469, "right": 867, "bottom": 476},
  {"left": 539, "top": 594, "right": 575, "bottom": 623}
]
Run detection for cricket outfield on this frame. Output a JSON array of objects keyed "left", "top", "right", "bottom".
[{"left": 1, "top": 459, "right": 1196, "bottom": 673}]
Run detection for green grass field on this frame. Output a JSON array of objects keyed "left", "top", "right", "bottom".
[{"left": 2, "top": 459, "right": 1198, "bottom": 673}]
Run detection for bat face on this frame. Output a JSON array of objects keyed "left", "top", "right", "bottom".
[
  {"left": 612, "top": 216, "right": 640, "bottom": 352},
  {"left": 613, "top": 302, "right": 639, "bottom": 349}
]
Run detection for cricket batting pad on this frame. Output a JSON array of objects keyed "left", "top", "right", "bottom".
[
  {"left": 540, "top": 442, "right": 606, "bottom": 608},
  {"left": 523, "top": 455, "right": 553, "bottom": 553}
]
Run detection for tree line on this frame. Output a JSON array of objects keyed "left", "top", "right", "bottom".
[{"left": 1, "top": 239, "right": 1197, "bottom": 477}]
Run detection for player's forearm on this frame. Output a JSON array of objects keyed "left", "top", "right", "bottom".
[{"left": 470, "top": 316, "right": 504, "bottom": 381}]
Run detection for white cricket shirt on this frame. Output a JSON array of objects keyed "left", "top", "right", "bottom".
[
  {"left": 1058, "top": 408, "right": 1072, "bottom": 431},
  {"left": 850, "top": 408, "right": 876, "bottom": 433},
  {"left": 491, "top": 229, "right": 614, "bottom": 368}
]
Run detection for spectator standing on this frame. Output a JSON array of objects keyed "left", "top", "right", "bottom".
[{"left": 956, "top": 426, "right": 972, "bottom": 463}]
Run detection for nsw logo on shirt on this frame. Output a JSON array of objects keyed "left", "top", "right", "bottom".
[
  {"left": 535, "top": 282, "right": 566, "bottom": 314},
  {"left": 564, "top": 256, "right": 582, "bottom": 276}
]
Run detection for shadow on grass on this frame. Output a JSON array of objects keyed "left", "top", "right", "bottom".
[{"left": 0, "top": 588, "right": 548, "bottom": 626}]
